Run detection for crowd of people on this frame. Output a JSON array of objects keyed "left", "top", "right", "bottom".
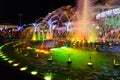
[
  {"left": 0, "top": 28, "right": 22, "bottom": 46},
  {"left": 0, "top": 28, "right": 22, "bottom": 38}
]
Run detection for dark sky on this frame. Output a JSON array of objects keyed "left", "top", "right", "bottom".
[
  {"left": 0, "top": 0, "right": 103, "bottom": 25},
  {"left": 0, "top": 0, "right": 75, "bottom": 25}
]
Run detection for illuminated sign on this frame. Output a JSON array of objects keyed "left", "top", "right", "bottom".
[{"left": 96, "top": 7, "right": 120, "bottom": 19}]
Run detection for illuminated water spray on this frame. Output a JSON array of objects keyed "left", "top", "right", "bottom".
[
  {"left": 31, "top": 23, "right": 42, "bottom": 41},
  {"left": 31, "top": 26, "right": 38, "bottom": 41},
  {"left": 71, "top": 0, "right": 98, "bottom": 42},
  {"left": 83, "top": 0, "right": 88, "bottom": 30}
]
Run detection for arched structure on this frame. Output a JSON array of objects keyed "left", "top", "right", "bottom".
[
  {"left": 35, "top": 5, "right": 99, "bottom": 42},
  {"left": 33, "top": 4, "right": 120, "bottom": 42}
]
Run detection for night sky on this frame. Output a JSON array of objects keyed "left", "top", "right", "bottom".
[{"left": 0, "top": 0, "right": 103, "bottom": 25}]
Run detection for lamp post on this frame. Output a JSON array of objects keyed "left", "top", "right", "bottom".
[{"left": 18, "top": 13, "right": 22, "bottom": 26}]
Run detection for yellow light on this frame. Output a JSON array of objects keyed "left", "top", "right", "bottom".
[
  {"left": 103, "top": 40, "right": 106, "bottom": 43},
  {"left": 87, "top": 41, "right": 90, "bottom": 43},
  {"left": 36, "top": 49, "right": 49, "bottom": 54},
  {"left": 40, "top": 50, "right": 45, "bottom": 52},
  {"left": 44, "top": 73, "right": 52, "bottom": 80},
  {"left": 88, "top": 62, "right": 93, "bottom": 66},
  {"left": 27, "top": 47, "right": 31, "bottom": 49},
  {"left": 31, "top": 71, "right": 38, "bottom": 75},
  {"left": 36, "top": 49, "right": 40, "bottom": 52},
  {"left": 20, "top": 66, "right": 27, "bottom": 71},
  {"left": 31, "top": 32, "right": 37, "bottom": 41},
  {"left": 8, "top": 60, "right": 15, "bottom": 64},
  {"left": 44, "top": 77, "right": 51, "bottom": 80},
  {"left": 73, "top": 44, "right": 75, "bottom": 46},
  {"left": 44, "top": 51, "right": 49, "bottom": 54},
  {"left": 13, "top": 63, "right": 20, "bottom": 67},
  {"left": 109, "top": 43, "right": 112, "bottom": 46},
  {"left": 116, "top": 42, "right": 118, "bottom": 44},
  {"left": 83, "top": 40, "right": 85, "bottom": 43},
  {"left": 1, "top": 56, "right": 7, "bottom": 58}
]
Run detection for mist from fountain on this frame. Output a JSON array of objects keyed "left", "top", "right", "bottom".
[{"left": 69, "top": 0, "right": 98, "bottom": 42}]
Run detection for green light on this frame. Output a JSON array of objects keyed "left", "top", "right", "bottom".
[
  {"left": 0, "top": 54, "right": 4, "bottom": 57},
  {"left": 1, "top": 56, "right": 7, "bottom": 58},
  {"left": 24, "top": 52, "right": 29, "bottom": 56},
  {"left": 3, "top": 58, "right": 9, "bottom": 61},
  {"left": 44, "top": 73, "right": 52, "bottom": 80},
  {"left": 60, "top": 46, "right": 68, "bottom": 49},
  {"left": 0, "top": 46, "right": 3, "bottom": 49},
  {"left": 37, "top": 31, "right": 41, "bottom": 41},
  {"left": 33, "top": 47, "right": 37, "bottom": 50}
]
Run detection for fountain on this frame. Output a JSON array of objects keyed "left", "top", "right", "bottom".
[
  {"left": 68, "top": 0, "right": 98, "bottom": 42},
  {"left": 1, "top": 0, "right": 120, "bottom": 80}
]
